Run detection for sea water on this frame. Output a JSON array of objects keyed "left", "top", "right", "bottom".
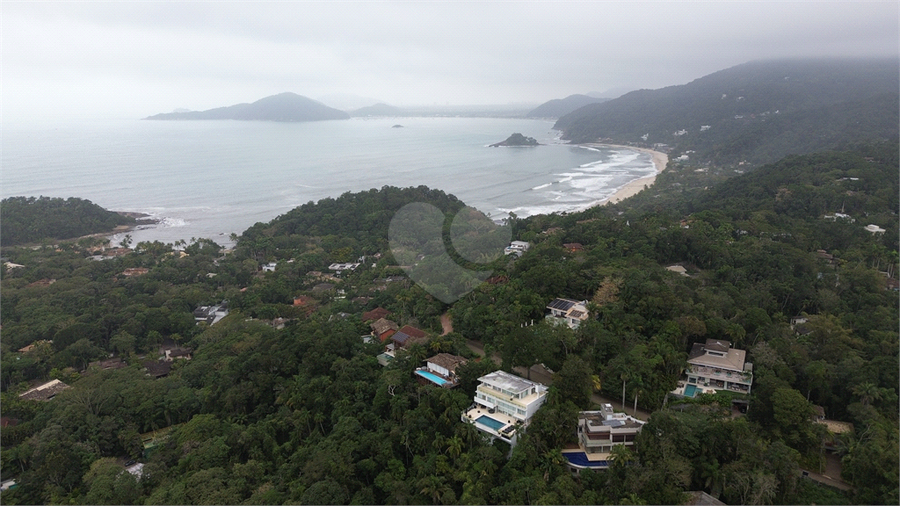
[{"left": 1, "top": 117, "right": 656, "bottom": 246}]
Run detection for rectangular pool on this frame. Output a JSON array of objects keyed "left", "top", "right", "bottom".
[
  {"left": 684, "top": 384, "right": 698, "bottom": 397},
  {"left": 415, "top": 369, "right": 449, "bottom": 386},
  {"left": 475, "top": 415, "right": 506, "bottom": 431}
]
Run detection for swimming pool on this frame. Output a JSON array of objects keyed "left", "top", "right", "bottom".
[
  {"left": 684, "top": 384, "right": 698, "bottom": 397},
  {"left": 563, "top": 451, "right": 609, "bottom": 468},
  {"left": 475, "top": 415, "right": 506, "bottom": 431},
  {"left": 415, "top": 370, "right": 449, "bottom": 386}
]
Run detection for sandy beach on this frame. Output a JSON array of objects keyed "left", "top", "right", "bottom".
[{"left": 585, "top": 144, "right": 669, "bottom": 205}]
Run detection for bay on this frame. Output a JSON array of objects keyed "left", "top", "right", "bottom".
[{"left": 1, "top": 117, "right": 656, "bottom": 247}]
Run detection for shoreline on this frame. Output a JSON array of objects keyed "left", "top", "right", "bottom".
[{"left": 582, "top": 143, "right": 669, "bottom": 205}]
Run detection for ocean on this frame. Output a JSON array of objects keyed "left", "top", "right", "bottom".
[{"left": 1, "top": 117, "right": 656, "bottom": 247}]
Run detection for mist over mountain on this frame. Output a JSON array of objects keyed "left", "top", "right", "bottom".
[
  {"left": 525, "top": 94, "right": 610, "bottom": 118},
  {"left": 555, "top": 58, "right": 899, "bottom": 166},
  {"left": 144, "top": 92, "right": 350, "bottom": 122}
]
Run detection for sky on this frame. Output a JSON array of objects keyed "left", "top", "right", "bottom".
[{"left": 2, "top": 1, "right": 898, "bottom": 120}]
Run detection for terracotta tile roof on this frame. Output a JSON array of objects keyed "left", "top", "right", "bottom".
[
  {"left": 362, "top": 307, "right": 391, "bottom": 322},
  {"left": 398, "top": 325, "right": 426, "bottom": 339}
]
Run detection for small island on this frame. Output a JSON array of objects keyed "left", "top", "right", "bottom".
[{"left": 490, "top": 133, "right": 539, "bottom": 147}]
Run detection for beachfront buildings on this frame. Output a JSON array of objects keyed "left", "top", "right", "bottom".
[
  {"left": 461, "top": 370, "right": 548, "bottom": 445},
  {"left": 673, "top": 339, "right": 753, "bottom": 397},
  {"left": 546, "top": 298, "right": 590, "bottom": 329}
]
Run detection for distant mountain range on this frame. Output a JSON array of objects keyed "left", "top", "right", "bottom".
[
  {"left": 526, "top": 94, "right": 610, "bottom": 118},
  {"left": 144, "top": 92, "right": 350, "bottom": 122},
  {"left": 555, "top": 58, "right": 899, "bottom": 167}
]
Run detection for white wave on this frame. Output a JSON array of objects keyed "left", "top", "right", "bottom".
[
  {"left": 160, "top": 217, "right": 187, "bottom": 228},
  {"left": 531, "top": 182, "right": 552, "bottom": 190}
]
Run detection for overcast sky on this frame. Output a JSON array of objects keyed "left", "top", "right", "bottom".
[{"left": 2, "top": 1, "right": 898, "bottom": 120}]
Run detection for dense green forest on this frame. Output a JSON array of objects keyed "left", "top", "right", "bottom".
[
  {"left": 1, "top": 143, "right": 897, "bottom": 504},
  {"left": 1, "top": 196, "right": 135, "bottom": 247},
  {"left": 555, "top": 59, "right": 899, "bottom": 167}
]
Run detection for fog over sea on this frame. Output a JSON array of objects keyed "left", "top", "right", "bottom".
[{"left": 2, "top": 117, "right": 656, "bottom": 247}]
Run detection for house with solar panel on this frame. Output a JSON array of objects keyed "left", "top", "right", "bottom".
[
  {"left": 672, "top": 339, "right": 753, "bottom": 398},
  {"left": 461, "top": 370, "right": 548, "bottom": 445},
  {"left": 562, "top": 404, "right": 645, "bottom": 471},
  {"left": 546, "top": 298, "right": 590, "bottom": 329}
]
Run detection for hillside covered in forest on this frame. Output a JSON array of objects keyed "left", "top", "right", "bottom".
[
  {"left": 0, "top": 196, "right": 136, "bottom": 247},
  {"left": 1, "top": 141, "right": 896, "bottom": 504},
  {"left": 554, "top": 58, "right": 899, "bottom": 168}
]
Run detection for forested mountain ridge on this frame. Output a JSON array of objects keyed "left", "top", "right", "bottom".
[
  {"left": 555, "top": 58, "right": 899, "bottom": 167},
  {"left": 0, "top": 196, "right": 136, "bottom": 246},
  {"left": 1, "top": 146, "right": 897, "bottom": 504},
  {"left": 526, "top": 94, "right": 610, "bottom": 118},
  {"left": 144, "top": 92, "right": 351, "bottom": 122}
]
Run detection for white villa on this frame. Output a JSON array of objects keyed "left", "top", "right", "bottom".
[
  {"left": 462, "top": 370, "right": 548, "bottom": 445},
  {"left": 504, "top": 241, "right": 531, "bottom": 257},
  {"left": 328, "top": 262, "right": 361, "bottom": 272},
  {"left": 546, "top": 298, "right": 590, "bottom": 329},
  {"left": 673, "top": 339, "right": 753, "bottom": 397}
]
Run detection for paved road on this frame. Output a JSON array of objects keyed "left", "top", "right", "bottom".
[{"left": 464, "top": 338, "right": 652, "bottom": 420}]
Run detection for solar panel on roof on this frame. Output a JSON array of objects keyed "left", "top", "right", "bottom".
[{"left": 548, "top": 299, "right": 576, "bottom": 311}]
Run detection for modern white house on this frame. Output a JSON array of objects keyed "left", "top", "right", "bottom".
[
  {"left": 461, "top": 370, "right": 548, "bottom": 445},
  {"left": 193, "top": 302, "right": 229, "bottom": 326},
  {"left": 673, "top": 339, "right": 753, "bottom": 397},
  {"left": 328, "top": 262, "right": 361, "bottom": 272},
  {"left": 504, "top": 241, "right": 531, "bottom": 257},
  {"left": 546, "top": 298, "right": 590, "bottom": 329},
  {"left": 563, "top": 404, "right": 645, "bottom": 471}
]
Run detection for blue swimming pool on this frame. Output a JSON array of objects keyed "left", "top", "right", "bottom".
[
  {"left": 563, "top": 451, "right": 609, "bottom": 468},
  {"left": 475, "top": 415, "right": 506, "bottom": 431},
  {"left": 415, "top": 370, "right": 449, "bottom": 386},
  {"left": 684, "top": 384, "right": 698, "bottom": 397}
]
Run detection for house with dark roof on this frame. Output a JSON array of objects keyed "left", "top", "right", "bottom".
[
  {"left": 164, "top": 347, "right": 193, "bottom": 361},
  {"left": 18, "top": 379, "right": 70, "bottom": 401},
  {"left": 546, "top": 298, "right": 590, "bottom": 329},
  {"left": 87, "top": 357, "right": 126, "bottom": 371},
  {"left": 391, "top": 325, "right": 428, "bottom": 350},
  {"left": 416, "top": 353, "right": 467, "bottom": 388},
  {"left": 563, "top": 243, "right": 584, "bottom": 252},
  {"left": 673, "top": 339, "right": 753, "bottom": 397},
  {"left": 362, "top": 307, "right": 391, "bottom": 322},
  {"left": 143, "top": 360, "right": 172, "bottom": 378}
]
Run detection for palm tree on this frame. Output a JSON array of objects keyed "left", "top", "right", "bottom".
[
  {"left": 851, "top": 382, "right": 883, "bottom": 407},
  {"left": 446, "top": 435, "right": 464, "bottom": 459}
]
